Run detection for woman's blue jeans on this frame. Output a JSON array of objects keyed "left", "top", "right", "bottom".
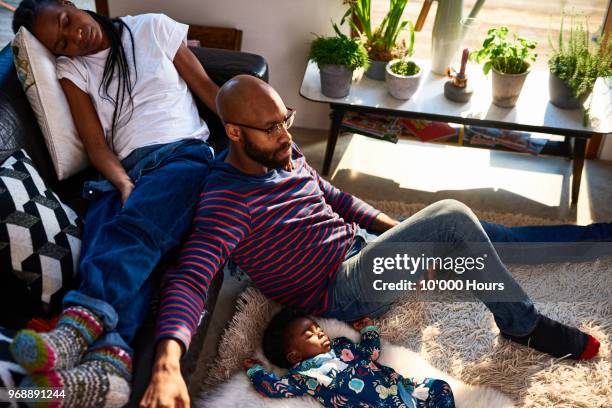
[
  {"left": 63, "top": 140, "right": 214, "bottom": 354},
  {"left": 325, "top": 199, "right": 611, "bottom": 337}
]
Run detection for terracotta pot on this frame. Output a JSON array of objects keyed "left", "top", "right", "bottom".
[{"left": 385, "top": 59, "right": 422, "bottom": 100}]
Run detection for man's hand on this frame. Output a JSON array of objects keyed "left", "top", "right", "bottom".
[
  {"left": 352, "top": 317, "right": 374, "bottom": 332},
  {"left": 140, "top": 339, "right": 188, "bottom": 408},
  {"left": 369, "top": 213, "right": 400, "bottom": 233},
  {"left": 243, "top": 358, "right": 263, "bottom": 370}
]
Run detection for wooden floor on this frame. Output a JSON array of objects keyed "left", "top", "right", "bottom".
[{"left": 373, "top": 0, "right": 609, "bottom": 69}]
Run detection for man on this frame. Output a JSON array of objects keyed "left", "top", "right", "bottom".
[{"left": 140, "top": 75, "right": 603, "bottom": 407}]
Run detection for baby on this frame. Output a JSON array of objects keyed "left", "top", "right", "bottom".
[{"left": 244, "top": 309, "right": 455, "bottom": 408}]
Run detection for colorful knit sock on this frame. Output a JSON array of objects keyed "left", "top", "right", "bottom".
[
  {"left": 501, "top": 314, "right": 600, "bottom": 360},
  {"left": 19, "top": 347, "right": 132, "bottom": 408},
  {"left": 20, "top": 362, "right": 130, "bottom": 408},
  {"left": 82, "top": 346, "right": 133, "bottom": 382},
  {"left": 11, "top": 306, "right": 104, "bottom": 373}
]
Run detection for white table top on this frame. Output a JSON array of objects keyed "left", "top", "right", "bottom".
[{"left": 299, "top": 60, "right": 612, "bottom": 136}]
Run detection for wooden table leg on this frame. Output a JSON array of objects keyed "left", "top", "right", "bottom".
[
  {"left": 322, "top": 107, "right": 345, "bottom": 176},
  {"left": 571, "top": 137, "right": 587, "bottom": 204}
]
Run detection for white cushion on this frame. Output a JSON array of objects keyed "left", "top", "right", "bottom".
[{"left": 12, "top": 27, "right": 89, "bottom": 180}]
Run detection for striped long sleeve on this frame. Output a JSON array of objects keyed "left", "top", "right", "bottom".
[
  {"left": 155, "top": 189, "right": 251, "bottom": 350},
  {"left": 306, "top": 163, "right": 380, "bottom": 229},
  {"left": 155, "top": 144, "right": 378, "bottom": 350}
]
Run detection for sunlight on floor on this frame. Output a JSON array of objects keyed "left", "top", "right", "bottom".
[{"left": 334, "top": 136, "right": 569, "bottom": 208}]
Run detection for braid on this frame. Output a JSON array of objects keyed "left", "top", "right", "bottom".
[
  {"left": 12, "top": 1, "right": 137, "bottom": 153},
  {"left": 86, "top": 11, "right": 137, "bottom": 152}
]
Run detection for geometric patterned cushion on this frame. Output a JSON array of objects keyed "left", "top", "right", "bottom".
[
  {"left": 0, "top": 327, "right": 27, "bottom": 408},
  {"left": 0, "top": 150, "right": 81, "bottom": 325}
]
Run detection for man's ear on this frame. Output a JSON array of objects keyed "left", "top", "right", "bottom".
[
  {"left": 286, "top": 350, "right": 301, "bottom": 365},
  {"left": 224, "top": 124, "right": 241, "bottom": 142}
]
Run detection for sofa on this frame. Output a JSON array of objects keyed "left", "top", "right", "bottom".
[{"left": 0, "top": 42, "right": 268, "bottom": 406}]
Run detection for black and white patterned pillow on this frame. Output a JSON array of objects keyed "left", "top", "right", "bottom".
[
  {"left": 0, "top": 328, "right": 27, "bottom": 408},
  {"left": 0, "top": 150, "right": 81, "bottom": 326}
]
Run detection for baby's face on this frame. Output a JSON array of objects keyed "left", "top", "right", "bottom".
[{"left": 286, "top": 317, "right": 331, "bottom": 363}]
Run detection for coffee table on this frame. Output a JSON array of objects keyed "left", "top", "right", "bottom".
[{"left": 299, "top": 60, "right": 612, "bottom": 204}]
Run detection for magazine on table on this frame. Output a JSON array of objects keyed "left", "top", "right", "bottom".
[
  {"left": 465, "top": 126, "right": 547, "bottom": 155},
  {"left": 341, "top": 113, "right": 457, "bottom": 144}
]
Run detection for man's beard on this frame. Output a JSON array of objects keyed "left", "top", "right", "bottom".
[{"left": 243, "top": 134, "right": 292, "bottom": 169}]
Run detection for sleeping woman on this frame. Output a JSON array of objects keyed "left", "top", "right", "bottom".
[{"left": 10, "top": 1, "right": 219, "bottom": 406}]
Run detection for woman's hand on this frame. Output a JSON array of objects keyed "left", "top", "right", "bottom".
[
  {"left": 140, "top": 339, "right": 188, "bottom": 408},
  {"left": 352, "top": 317, "right": 374, "bottom": 331},
  {"left": 243, "top": 358, "right": 263, "bottom": 370},
  {"left": 118, "top": 180, "right": 135, "bottom": 205}
]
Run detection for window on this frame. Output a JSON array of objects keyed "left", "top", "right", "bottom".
[{"left": 373, "top": 0, "right": 610, "bottom": 68}]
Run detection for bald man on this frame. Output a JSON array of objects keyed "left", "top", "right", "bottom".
[{"left": 140, "top": 75, "right": 602, "bottom": 407}]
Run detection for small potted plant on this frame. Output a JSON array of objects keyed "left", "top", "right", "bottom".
[
  {"left": 471, "top": 27, "right": 537, "bottom": 108},
  {"left": 385, "top": 23, "right": 421, "bottom": 99},
  {"left": 548, "top": 16, "right": 612, "bottom": 110},
  {"left": 342, "top": 0, "right": 411, "bottom": 80},
  {"left": 309, "top": 26, "right": 369, "bottom": 98}
]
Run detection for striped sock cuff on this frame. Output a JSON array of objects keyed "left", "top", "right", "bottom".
[
  {"left": 83, "top": 346, "right": 133, "bottom": 381},
  {"left": 59, "top": 306, "right": 104, "bottom": 344}
]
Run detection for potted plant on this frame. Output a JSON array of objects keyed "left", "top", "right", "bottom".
[
  {"left": 471, "top": 27, "right": 537, "bottom": 108},
  {"left": 385, "top": 25, "right": 421, "bottom": 99},
  {"left": 309, "top": 27, "right": 369, "bottom": 98},
  {"left": 548, "top": 17, "right": 612, "bottom": 110},
  {"left": 342, "top": 0, "right": 411, "bottom": 80}
]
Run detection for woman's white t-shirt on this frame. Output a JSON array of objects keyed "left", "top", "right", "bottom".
[{"left": 56, "top": 13, "right": 210, "bottom": 160}]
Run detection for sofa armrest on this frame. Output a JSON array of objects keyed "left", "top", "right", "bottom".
[{"left": 188, "top": 46, "right": 269, "bottom": 152}]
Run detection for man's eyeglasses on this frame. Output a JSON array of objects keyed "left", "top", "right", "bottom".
[{"left": 231, "top": 108, "right": 296, "bottom": 137}]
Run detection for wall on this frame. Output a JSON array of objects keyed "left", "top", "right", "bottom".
[{"left": 108, "top": 0, "right": 346, "bottom": 130}]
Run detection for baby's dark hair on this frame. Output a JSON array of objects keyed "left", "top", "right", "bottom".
[
  {"left": 262, "top": 308, "right": 307, "bottom": 368},
  {"left": 13, "top": 0, "right": 136, "bottom": 153}
]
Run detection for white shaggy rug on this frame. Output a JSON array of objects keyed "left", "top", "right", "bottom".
[{"left": 194, "top": 201, "right": 612, "bottom": 408}]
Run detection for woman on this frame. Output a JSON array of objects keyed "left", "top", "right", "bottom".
[{"left": 10, "top": 1, "right": 219, "bottom": 406}]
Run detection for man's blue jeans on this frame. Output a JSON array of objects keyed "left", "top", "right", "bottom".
[
  {"left": 325, "top": 199, "right": 611, "bottom": 337},
  {"left": 63, "top": 140, "right": 214, "bottom": 354}
]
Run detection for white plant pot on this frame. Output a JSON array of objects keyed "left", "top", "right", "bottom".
[{"left": 385, "top": 59, "right": 422, "bottom": 100}]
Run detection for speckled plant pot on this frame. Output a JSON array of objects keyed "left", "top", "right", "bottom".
[
  {"left": 549, "top": 72, "right": 590, "bottom": 109},
  {"left": 385, "top": 59, "right": 422, "bottom": 100},
  {"left": 318, "top": 64, "right": 353, "bottom": 98},
  {"left": 491, "top": 67, "right": 530, "bottom": 108}
]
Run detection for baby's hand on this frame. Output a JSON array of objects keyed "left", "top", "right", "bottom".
[
  {"left": 243, "top": 358, "right": 263, "bottom": 370},
  {"left": 352, "top": 317, "right": 374, "bottom": 331}
]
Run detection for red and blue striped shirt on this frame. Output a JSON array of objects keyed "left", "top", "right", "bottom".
[{"left": 155, "top": 145, "right": 380, "bottom": 349}]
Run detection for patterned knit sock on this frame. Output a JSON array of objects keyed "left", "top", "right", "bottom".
[
  {"left": 19, "top": 347, "right": 132, "bottom": 408},
  {"left": 11, "top": 306, "right": 104, "bottom": 373}
]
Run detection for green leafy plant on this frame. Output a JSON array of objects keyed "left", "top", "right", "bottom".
[
  {"left": 342, "top": 0, "right": 414, "bottom": 61},
  {"left": 548, "top": 16, "right": 612, "bottom": 98},
  {"left": 471, "top": 27, "right": 537, "bottom": 74},
  {"left": 390, "top": 59, "right": 420, "bottom": 76},
  {"left": 309, "top": 27, "right": 370, "bottom": 70}
]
